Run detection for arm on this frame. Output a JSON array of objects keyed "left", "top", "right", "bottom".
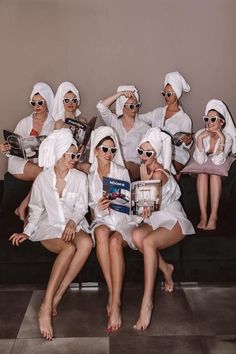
[
  {"left": 178, "top": 115, "right": 193, "bottom": 149},
  {"left": 193, "top": 130, "right": 209, "bottom": 164},
  {"left": 212, "top": 132, "right": 232, "bottom": 165},
  {"left": 70, "top": 174, "right": 89, "bottom": 225}
]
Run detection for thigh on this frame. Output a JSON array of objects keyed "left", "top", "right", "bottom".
[
  {"left": 145, "top": 222, "right": 185, "bottom": 250},
  {"left": 94, "top": 224, "right": 113, "bottom": 238},
  {"left": 40, "top": 238, "right": 70, "bottom": 254},
  {"left": 14, "top": 162, "right": 42, "bottom": 181},
  {"left": 73, "top": 230, "right": 93, "bottom": 249}
]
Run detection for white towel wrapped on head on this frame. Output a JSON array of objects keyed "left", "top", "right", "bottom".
[
  {"left": 38, "top": 128, "right": 77, "bottom": 168},
  {"left": 115, "top": 85, "right": 139, "bottom": 117},
  {"left": 164, "top": 72, "right": 190, "bottom": 99},
  {"left": 52, "top": 81, "right": 81, "bottom": 121},
  {"left": 30, "top": 82, "right": 55, "bottom": 115}
]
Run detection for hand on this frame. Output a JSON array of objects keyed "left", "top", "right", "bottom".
[
  {"left": 215, "top": 129, "right": 225, "bottom": 141},
  {"left": 141, "top": 206, "right": 151, "bottom": 219},
  {"left": 140, "top": 163, "right": 153, "bottom": 180},
  {"left": 199, "top": 129, "right": 210, "bottom": 139},
  {"left": 98, "top": 196, "right": 110, "bottom": 210},
  {"left": 181, "top": 134, "right": 192, "bottom": 145},
  {"left": 120, "top": 90, "right": 136, "bottom": 99},
  {"left": 0, "top": 142, "right": 11, "bottom": 153},
  {"left": 62, "top": 220, "right": 76, "bottom": 242},
  {"left": 9, "top": 233, "right": 28, "bottom": 246}
]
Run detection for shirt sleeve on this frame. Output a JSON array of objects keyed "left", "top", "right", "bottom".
[
  {"left": 177, "top": 114, "right": 193, "bottom": 150},
  {"left": 211, "top": 134, "right": 233, "bottom": 165},
  {"left": 70, "top": 174, "right": 89, "bottom": 225},
  {"left": 193, "top": 130, "right": 208, "bottom": 164},
  {"left": 24, "top": 177, "right": 45, "bottom": 239},
  {"left": 138, "top": 110, "right": 156, "bottom": 126},
  {"left": 96, "top": 101, "right": 119, "bottom": 128}
]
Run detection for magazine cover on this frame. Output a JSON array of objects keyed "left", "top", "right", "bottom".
[
  {"left": 3, "top": 130, "right": 46, "bottom": 159},
  {"left": 160, "top": 129, "right": 193, "bottom": 147},
  {"left": 64, "top": 116, "right": 97, "bottom": 148},
  {"left": 103, "top": 177, "right": 161, "bottom": 216}
]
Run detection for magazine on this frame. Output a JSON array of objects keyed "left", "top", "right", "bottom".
[
  {"left": 64, "top": 116, "right": 97, "bottom": 148},
  {"left": 103, "top": 177, "right": 161, "bottom": 216},
  {"left": 161, "top": 129, "right": 193, "bottom": 146},
  {"left": 3, "top": 129, "right": 46, "bottom": 159}
]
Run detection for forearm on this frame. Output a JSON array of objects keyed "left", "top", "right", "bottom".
[{"left": 101, "top": 92, "right": 122, "bottom": 107}]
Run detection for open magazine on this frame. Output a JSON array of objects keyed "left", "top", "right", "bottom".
[
  {"left": 103, "top": 177, "right": 161, "bottom": 216},
  {"left": 64, "top": 116, "right": 97, "bottom": 148},
  {"left": 3, "top": 129, "right": 46, "bottom": 159},
  {"left": 161, "top": 129, "right": 193, "bottom": 146}
]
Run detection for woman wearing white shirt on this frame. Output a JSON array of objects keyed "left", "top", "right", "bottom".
[
  {"left": 193, "top": 99, "right": 236, "bottom": 230},
  {"left": 88, "top": 126, "right": 135, "bottom": 332},
  {"left": 10, "top": 128, "right": 92, "bottom": 341},
  {"left": 97, "top": 85, "right": 150, "bottom": 181},
  {"left": 139, "top": 72, "right": 193, "bottom": 176}
]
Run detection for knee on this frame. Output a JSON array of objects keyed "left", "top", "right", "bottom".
[
  {"left": 83, "top": 236, "right": 93, "bottom": 252},
  {"left": 95, "top": 225, "right": 109, "bottom": 245},
  {"left": 109, "top": 234, "right": 123, "bottom": 252},
  {"left": 143, "top": 236, "right": 157, "bottom": 251},
  {"left": 131, "top": 229, "right": 143, "bottom": 250},
  {"left": 63, "top": 242, "right": 76, "bottom": 255}
]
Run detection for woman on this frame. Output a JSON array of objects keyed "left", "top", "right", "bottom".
[
  {"left": 88, "top": 126, "right": 135, "bottom": 332},
  {"left": 9, "top": 128, "right": 93, "bottom": 341},
  {"left": 193, "top": 99, "right": 236, "bottom": 230},
  {"left": 132, "top": 127, "right": 194, "bottom": 330},
  {"left": 139, "top": 72, "right": 193, "bottom": 175},
  {"left": 0, "top": 82, "right": 55, "bottom": 220},
  {"left": 97, "top": 85, "right": 150, "bottom": 181}
]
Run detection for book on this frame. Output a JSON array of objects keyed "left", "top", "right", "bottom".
[
  {"left": 3, "top": 129, "right": 46, "bottom": 159},
  {"left": 161, "top": 129, "right": 193, "bottom": 147},
  {"left": 64, "top": 116, "right": 97, "bottom": 148},
  {"left": 103, "top": 177, "right": 161, "bottom": 216}
]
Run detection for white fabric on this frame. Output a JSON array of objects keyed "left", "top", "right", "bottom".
[
  {"left": 89, "top": 126, "right": 125, "bottom": 172},
  {"left": 52, "top": 81, "right": 81, "bottom": 121},
  {"left": 164, "top": 71, "right": 190, "bottom": 99},
  {"left": 24, "top": 167, "right": 89, "bottom": 241},
  {"left": 139, "top": 127, "right": 173, "bottom": 172},
  {"left": 88, "top": 161, "right": 136, "bottom": 249},
  {"left": 38, "top": 128, "right": 77, "bottom": 169},
  {"left": 30, "top": 82, "right": 54, "bottom": 115},
  {"left": 7, "top": 114, "right": 55, "bottom": 175},
  {"left": 115, "top": 85, "right": 139, "bottom": 117},
  {"left": 205, "top": 99, "right": 236, "bottom": 154},
  {"left": 139, "top": 106, "right": 192, "bottom": 164},
  {"left": 97, "top": 101, "right": 150, "bottom": 164},
  {"left": 146, "top": 169, "right": 195, "bottom": 235},
  {"left": 193, "top": 128, "right": 233, "bottom": 165}
]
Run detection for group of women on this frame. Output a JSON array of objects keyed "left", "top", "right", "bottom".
[{"left": 1, "top": 71, "right": 236, "bottom": 340}]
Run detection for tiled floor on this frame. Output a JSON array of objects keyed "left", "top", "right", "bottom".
[{"left": 0, "top": 284, "right": 236, "bottom": 353}]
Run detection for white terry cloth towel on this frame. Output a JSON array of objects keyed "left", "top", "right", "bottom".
[
  {"left": 164, "top": 71, "right": 190, "bottom": 99},
  {"left": 89, "top": 126, "right": 125, "bottom": 172},
  {"left": 139, "top": 127, "right": 175, "bottom": 173},
  {"left": 205, "top": 99, "right": 236, "bottom": 154},
  {"left": 30, "top": 82, "right": 55, "bottom": 115},
  {"left": 38, "top": 128, "right": 77, "bottom": 168},
  {"left": 115, "top": 85, "right": 139, "bottom": 117},
  {"left": 52, "top": 81, "right": 81, "bottom": 121}
]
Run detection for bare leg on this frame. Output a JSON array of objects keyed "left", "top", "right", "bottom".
[
  {"left": 132, "top": 224, "right": 174, "bottom": 292},
  {"left": 39, "top": 239, "right": 76, "bottom": 340},
  {"left": 13, "top": 161, "right": 42, "bottom": 181},
  {"left": 196, "top": 173, "right": 208, "bottom": 229},
  {"left": 172, "top": 160, "right": 184, "bottom": 181},
  {"left": 94, "top": 225, "right": 113, "bottom": 315},
  {"left": 134, "top": 223, "right": 184, "bottom": 331},
  {"left": 52, "top": 231, "right": 93, "bottom": 314},
  {"left": 108, "top": 233, "right": 126, "bottom": 332},
  {"left": 206, "top": 174, "right": 222, "bottom": 230}
]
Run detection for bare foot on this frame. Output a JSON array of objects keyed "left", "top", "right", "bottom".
[
  {"left": 197, "top": 219, "right": 207, "bottom": 229},
  {"left": 163, "top": 264, "right": 174, "bottom": 292},
  {"left": 107, "top": 304, "right": 121, "bottom": 332},
  {"left": 38, "top": 305, "right": 53, "bottom": 340},
  {"left": 206, "top": 218, "right": 217, "bottom": 230},
  {"left": 107, "top": 293, "right": 112, "bottom": 317},
  {"left": 134, "top": 301, "right": 153, "bottom": 331}
]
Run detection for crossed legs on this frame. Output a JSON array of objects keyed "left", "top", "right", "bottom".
[{"left": 132, "top": 222, "right": 184, "bottom": 330}]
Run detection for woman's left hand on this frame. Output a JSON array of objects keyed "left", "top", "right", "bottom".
[
  {"left": 181, "top": 134, "right": 192, "bottom": 145},
  {"left": 140, "top": 163, "right": 153, "bottom": 180},
  {"left": 62, "top": 220, "right": 76, "bottom": 242}
]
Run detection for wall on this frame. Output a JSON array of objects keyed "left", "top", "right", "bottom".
[{"left": 0, "top": 0, "right": 235, "bottom": 178}]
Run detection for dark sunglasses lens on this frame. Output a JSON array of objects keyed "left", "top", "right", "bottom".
[
  {"left": 161, "top": 91, "right": 165, "bottom": 97},
  {"left": 146, "top": 151, "right": 153, "bottom": 158},
  {"left": 211, "top": 117, "right": 216, "bottom": 123},
  {"left": 64, "top": 99, "right": 69, "bottom": 103},
  {"left": 167, "top": 93, "right": 171, "bottom": 97},
  {"left": 102, "top": 146, "right": 109, "bottom": 153},
  {"left": 111, "top": 148, "right": 117, "bottom": 154},
  {"left": 137, "top": 148, "right": 143, "bottom": 155},
  {"left": 72, "top": 99, "right": 78, "bottom": 104},
  {"left": 30, "top": 101, "right": 36, "bottom": 106},
  {"left": 38, "top": 100, "right": 44, "bottom": 106},
  {"left": 129, "top": 105, "right": 134, "bottom": 109},
  {"left": 203, "top": 117, "right": 208, "bottom": 123}
]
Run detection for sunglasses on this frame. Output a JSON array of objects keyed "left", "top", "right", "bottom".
[
  {"left": 29, "top": 99, "right": 46, "bottom": 107},
  {"left": 137, "top": 147, "right": 155, "bottom": 158},
  {"left": 124, "top": 103, "right": 141, "bottom": 110},
  {"left": 65, "top": 152, "right": 81, "bottom": 160},
  {"left": 98, "top": 145, "right": 118, "bottom": 154},
  {"left": 161, "top": 91, "right": 175, "bottom": 98},
  {"left": 63, "top": 98, "right": 78, "bottom": 104},
  {"left": 203, "top": 116, "right": 222, "bottom": 124}
]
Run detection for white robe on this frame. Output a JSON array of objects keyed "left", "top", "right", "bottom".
[
  {"left": 24, "top": 167, "right": 89, "bottom": 241},
  {"left": 8, "top": 114, "right": 55, "bottom": 175},
  {"left": 88, "top": 161, "right": 136, "bottom": 249},
  {"left": 139, "top": 106, "right": 192, "bottom": 165},
  {"left": 97, "top": 101, "right": 150, "bottom": 164},
  {"left": 193, "top": 129, "right": 233, "bottom": 165}
]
